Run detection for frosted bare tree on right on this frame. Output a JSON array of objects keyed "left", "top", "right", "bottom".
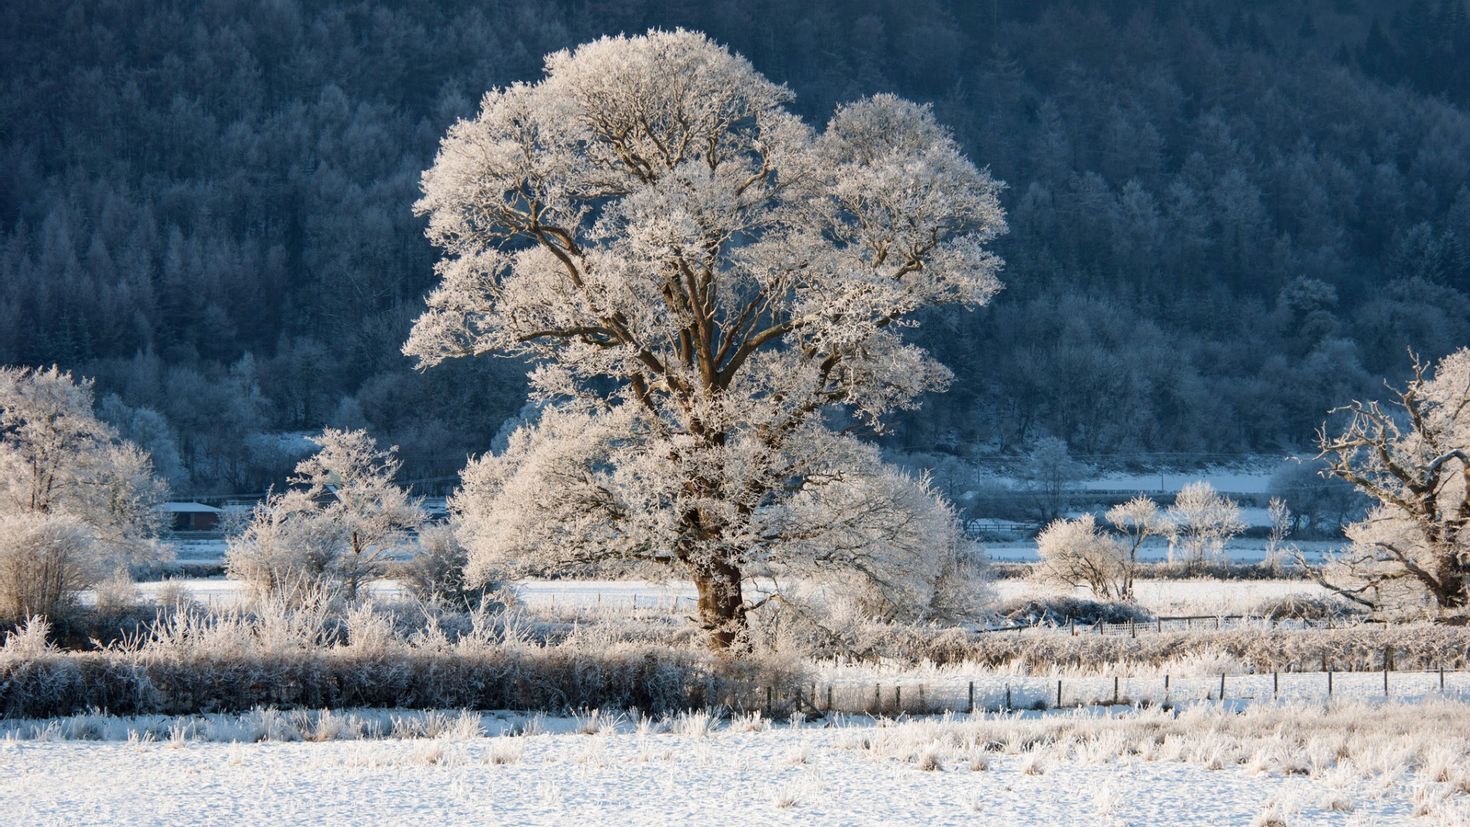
[{"left": 1313, "top": 349, "right": 1470, "bottom": 615}]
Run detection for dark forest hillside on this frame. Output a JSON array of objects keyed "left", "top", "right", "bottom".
[{"left": 3, "top": 0, "right": 1469, "bottom": 492}]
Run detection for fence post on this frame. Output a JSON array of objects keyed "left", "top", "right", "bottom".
[
  {"left": 1440, "top": 666, "right": 1446, "bottom": 693},
  {"left": 895, "top": 685, "right": 901, "bottom": 714},
  {"left": 826, "top": 685, "right": 833, "bottom": 712},
  {"left": 1112, "top": 675, "right": 1119, "bottom": 705},
  {"left": 874, "top": 684, "right": 881, "bottom": 713},
  {"left": 1384, "top": 647, "right": 1391, "bottom": 696},
  {"left": 1164, "top": 674, "right": 1170, "bottom": 699},
  {"left": 1005, "top": 684, "right": 1011, "bottom": 711},
  {"left": 1130, "top": 619, "right": 1136, "bottom": 639},
  {"left": 1219, "top": 673, "right": 1225, "bottom": 701},
  {"left": 1327, "top": 670, "right": 1333, "bottom": 699},
  {"left": 1156, "top": 617, "right": 1162, "bottom": 633},
  {"left": 766, "top": 686, "right": 773, "bottom": 713},
  {"left": 968, "top": 681, "right": 975, "bottom": 714},
  {"left": 1215, "top": 616, "right": 1220, "bottom": 630},
  {"left": 1070, "top": 618, "right": 1076, "bottom": 637},
  {"left": 1273, "top": 671, "right": 1279, "bottom": 699},
  {"left": 1056, "top": 679, "right": 1062, "bottom": 708}
]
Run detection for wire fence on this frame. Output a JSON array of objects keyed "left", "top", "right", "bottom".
[
  {"left": 734, "top": 665, "right": 1470, "bottom": 718},
  {"left": 978, "top": 614, "right": 1381, "bottom": 637}
]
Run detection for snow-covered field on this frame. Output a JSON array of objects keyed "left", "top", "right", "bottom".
[
  {"left": 170, "top": 535, "right": 1339, "bottom": 566},
  {"left": 127, "top": 574, "right": 1329, "bottom": 619},
  {"left": 991, "top": 577, "right": 1333, "bottom": 617},
  {"left": 1075, "top": 466, "right": 1279, "bottom": 495},
  {"left": 2, "top": 702, "right": 1458, "bottom": 826},
  {"left": 982, "top": 538, "right": 1340, "bottom": 564}
]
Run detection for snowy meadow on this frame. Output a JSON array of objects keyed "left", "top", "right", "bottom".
[{"left": 3, "top": 701, "right": 1468, "bottom": 826}]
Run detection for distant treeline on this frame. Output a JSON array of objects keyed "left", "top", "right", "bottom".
[{"left": 2, "top": 0, "right": 1468, "bottom": 491}]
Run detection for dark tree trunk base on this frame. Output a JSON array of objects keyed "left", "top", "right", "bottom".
[{"left": 693, "top": 559, "right": 747, "bottom": 651}]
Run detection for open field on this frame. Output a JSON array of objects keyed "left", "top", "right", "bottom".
[
  {"left": 123, "top": 573, "right": 1339, "bottom": 623},
  {"left": 1, "top": 701, "right": 1463, "bottom": 825}
]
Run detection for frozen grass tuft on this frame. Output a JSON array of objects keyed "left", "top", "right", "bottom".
[
  {"left": 484, "top": 736, "right": 523, "bottom": 765},
  {"left": 772, "top": 773, "right": 820, "bottom": 809},
  {"left": 666, "top": 709, "right": 713, "bottom": 738}
]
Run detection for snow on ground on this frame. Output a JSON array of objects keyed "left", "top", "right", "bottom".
[
  {"left": 991, "top": 577, "right": 1329, "bottom": 617},
  {"left": 0, "top": 712, "right": 1426, "bottom": 826},
  {"left": 1077, "top": 466, "right": 1280, "bottom": 495},
  {"left": 127, "top": 577, "right": 706, "bottom": 612},
  {"left": 126, "top": 574, "right": 1326, "bottom": 618},
  {"left": 982, "top": 538, "right": 1340, "bottom": 564}
]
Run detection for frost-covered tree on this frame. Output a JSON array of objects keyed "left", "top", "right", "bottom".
[
  {"left": 1313, "top": 350, "right": 1470, "bottom": 614},
  {"left": 228, "top": 428, "right": 424, "bottom": 604},
  {"left": 396, "top": 523, "right": 492, "bottom": 607},
  {"left": 1166, "top": 481, "right": 1245, "bottom": 569},
  {"left": 406, "top": 31, "right": 1005, "bottom": 649},
  {"left": 1104, "top": 494, "right": 1169, "bottom": 598},
  {"left": 1263, "top": 497, "right": 1293, "bottom": 571},
  {"left": 0, "top": 366, "right": 167, "bottom": 619},
  {"left": 1033, "top": 513, "right": 1129, "bottom": 601},
  {"left": 1017, "top": 437, "right": 1086, "bottom": 522}
]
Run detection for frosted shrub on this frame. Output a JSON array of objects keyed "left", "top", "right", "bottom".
[
  {"left": 1, "top": 615, "right": 54, "bottom": 657},
  {"left": 151, "top": 579, "right": 197, "bottom": 610},
  {"left": 0, "top": 367, "right": 169, "bottom": 623},
  {"left": 1167, "top": 482, "right": 1246, "bottom": 569},
  {"left": 342, "top": 603, "right": 400, "bottom": 656},
  {"left": 227, "top": 428, "right": 424, "bottom": 606},
  {"left": 1034, "top": 514, "right": 1129, "bottom": 600},
  {"left": 397, "top": 523, "right": 489, "bottom": 607},
  {"left": 0, "top": 513, "right": 97, "bottom": 621},
  {"left": 93, "top": 568, "right": 141, "bottom": 615}
]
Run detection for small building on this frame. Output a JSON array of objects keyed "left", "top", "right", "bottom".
[{"left": 160, "top": 501, "right": 223, "bottom": 532}]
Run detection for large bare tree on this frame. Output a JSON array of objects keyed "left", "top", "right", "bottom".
[
  {"left": 405, "top": 30, "right": 1006, "bottom": 649},
  {"left": 1314, "top": 349, "right": 1470, "bottom": 614}
]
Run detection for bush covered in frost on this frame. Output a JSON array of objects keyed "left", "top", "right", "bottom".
[
  {"left": 999, "top": 595, "right": 1153, "bottom": 627},
  {"left": 0, "top": 602, "right": 801, "bottom": 718}
]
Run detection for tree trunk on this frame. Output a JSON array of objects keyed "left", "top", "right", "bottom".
[
  {"left": 1431, "top": 559, "right": 1468, "bottom": 611},
  {"left": 693, "top": 557, "right": 747, "bottom": 651}
]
